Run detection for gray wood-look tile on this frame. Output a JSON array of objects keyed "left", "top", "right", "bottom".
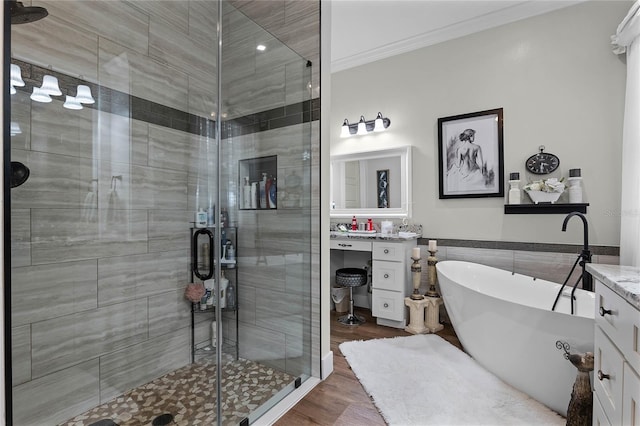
[
  {"left": 95, "top": 112, "right": 135, "bottom": 165},
  {"left": 148, "top": 124, "right": 191, "bottom": 171},
  {"left": 98, "top": 250, "right": 189, "bottom": 307},
  {"left": 30, "top": 99, "right": 94, "bottom": 159},
  {"left": 148, "top": 209, "right": 192, "bottom": 253},
  {"left": 256, "top": 289, "right": 304, "bottom": 339},
  {"left": 129, "top": 0, "right": 189, "bottom": 34},
  {"left": 12, "top": 260, "right": 98, "bottom": 327},
  {"left": 99, "top": 38, "right": 189, "bottom": 112},
  {"left": 147, "top": 289, "right": 192, "bottom": 338},
  {"left": 131, "top": 164, "right": 188, "bottom": 210},
  {"left": 187, "top": 76, "right": 218, "bottom": 119},
  {"left": 10, "top": 91, "right": 31, "bottom": 151},
  {"left": 148, "top": 17, "right": 216, "bottom": 79},
  {"left": 514, "top": 250, "right": 584, "bottom": 286},
  {"left": 30, "top": 209, "right": 148, "bottom": 264},
  {"left": 31, "top": 299, "right": 148, "bottom": 378},
  {"left": 131, "top": 119, "right": 149, "bottom": 166},
  {"left": 10, "top": 149, "right": 92, "bottom": 210},
  {"left": 238, "top": 284, "right": 256, "bottom": 325},
  {"left": 445, "top": 246, "right": 515, "bottom": 272},
  {"left": 11, "top": 325, "right": 31, "bottom": 386},
  {"left": 12, "top": 359, "right": 100, "bottom": 426},
  {"left": 188, "top": 0, "right": 218, "bottom": 47},
  {"left": 11, "top": 16, "right": 98, "bottom": 83},
  {"left": 238, "top": 323, "right": 286, "bottom": 369},
  {"left": 40, "top": 0, "right": 150, "bottom": 55},
  {"left": 99, "top": 329, "right": 190, "bottom": 403},
  {"left": 238, "top": 262, "right": 286, "bottom": 292},
  {"left": 11, "top": 208, "right": 31, "bottom": 267}
]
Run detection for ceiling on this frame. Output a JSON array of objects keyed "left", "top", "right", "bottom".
[{"left": 330, "top": 0, "right": 584, "bottom": 72}]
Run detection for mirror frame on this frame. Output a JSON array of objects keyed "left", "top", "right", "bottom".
[{"left": 330, "top": 145, "right": 412, "bottom": 218}]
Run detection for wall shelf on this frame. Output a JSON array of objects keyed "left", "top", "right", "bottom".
[{"left": 504, "top": 203, "right": 589, "bottom": 215}]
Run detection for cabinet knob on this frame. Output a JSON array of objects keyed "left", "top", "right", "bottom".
[
  {"left": 339, "top": 243, "right": 352, "bottom": 247},
  {"left": 384, "top": 273, "right": 389, "bottom": 279},
  {"left": 383, "top": 303, "right": 389, "bottom": 308},
  {"left": 599, "top": 306, "right": 612, "bottom": 317},
  {"left": 384, "top": 249, "right": 389, "bottom": 254},
  {"left": 597, "top": 370, "right": 610, "bottom": 381}
]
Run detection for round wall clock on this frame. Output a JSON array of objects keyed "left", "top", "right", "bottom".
[{"left": 525, "top": 145, "right": 560, "bottom": 175}]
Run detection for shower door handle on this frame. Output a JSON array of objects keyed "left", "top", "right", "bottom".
[{"left": 192, "top": 228, "right": 214, "bottom": 280}]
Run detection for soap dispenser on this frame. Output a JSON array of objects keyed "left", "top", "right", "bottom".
[{"left": 507, "top": 172, "right": 521, "bottom": 205}]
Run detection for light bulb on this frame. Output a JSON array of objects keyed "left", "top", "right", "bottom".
[
  {"left": 340, "top": 119, "right": 351, "bottom": 138},
  {"left": 75, "top": 85, "right": 95, "bottom": 104},
  {"left": 63, "top": 95, "right": 83, "bottom": 110},
  {"left": 31, "top": 87, "right": 52, "bottom": 103},
  {"left": 40, "top": 75, "right": 62, "bottom": 96},
  {"left": 10, "top": 122, "right": 22, "bottom": 136},
  {"left": 10, "top": 85, "right": 16, "bottom": 95},
  {"left": 356, "top": 116, "right": 367, "bottom": 135},
  {"left": 374, "top": 112, "right": 385, "bottom": 132}
]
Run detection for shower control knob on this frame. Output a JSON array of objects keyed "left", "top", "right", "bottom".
[
  {"left": 384, "top": 273, "right": 389, "bottom": 279},
  {"left": 383, "top": 302, "right": 389, "bottom": 308},
  {"left": 597, "top": 370, "right": 610, "bottom": 381},
  {"left": 384, "top": 249, "right": 389, "bottom": 254},
  {"left": 599, "top": 306, "right": 612, "bottom": 317}
]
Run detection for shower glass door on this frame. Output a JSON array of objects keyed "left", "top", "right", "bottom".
[{"left": 217, "top": 1, "right": 313, "bottom": 422}]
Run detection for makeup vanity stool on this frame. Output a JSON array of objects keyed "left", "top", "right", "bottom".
[{"left": 336, "top": 268, "right": 368, "bottom": 325}]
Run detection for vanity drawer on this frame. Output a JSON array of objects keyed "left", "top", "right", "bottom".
[
  {"left": 373, "top": 242, "right": 406, "bottom": 262},
  {"left": 372, "top": 261, "right": 405, "bottom": 292},
  {"left": 330, "top": 239, "right": 372, "bottom": 252},
  {"left": 371, "top": 288, "right": 404, "bottom": 322},
  {"left": 596, "top": 281, "right": 628, "bottom": 350},
  {"left": 623, "top": 362, "right": 640, "bottom": 426},
  {"left": 594, "top": 326, "right": 624, "bottom": 425}
]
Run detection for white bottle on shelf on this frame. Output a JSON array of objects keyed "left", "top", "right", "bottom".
[
  {"left": 210, "top": 320, "right": 217, "bottom": 348},
  {"left": 243, "top": 176, "right": 251, "bottom": 209},
  {"left": 568, "top": 168, "right": 583, "bottom": 203},
  {"left": 507, "top": 172, "right": 521, "bottom": 205},
  {"left": 259, "top": 172, "right": 267, "bottom": 208},
  {"left": 195, "top": 207, "right": 207, "bottom": 228}
]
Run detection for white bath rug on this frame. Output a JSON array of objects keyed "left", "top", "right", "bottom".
[{"left": 339, "top": 334, "right": 565, "bottom": 425}]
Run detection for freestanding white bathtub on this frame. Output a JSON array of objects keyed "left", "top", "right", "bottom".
[{"left": 436, "top": 260, "right": 595, "bottom": 417}]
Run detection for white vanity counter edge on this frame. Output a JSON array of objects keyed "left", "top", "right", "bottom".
[{"left": 586, "top": 264, "right": 640, "bottom": 310}]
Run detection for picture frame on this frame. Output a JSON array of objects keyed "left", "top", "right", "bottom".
[
  {"left": 377, "top": 169, "right": 389, "bottom": 208},
  {"left": 437, "top": 108, "right": 504, "bottom": 199}
]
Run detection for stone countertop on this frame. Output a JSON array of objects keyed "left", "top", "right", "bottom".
[
  {"left": 587, "top": 263, "right": 640, "bottom": 310},
  {"left": 330, "top": 231, "right": 420, "bottom": 241}
]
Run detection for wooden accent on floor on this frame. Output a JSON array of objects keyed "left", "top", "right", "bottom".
[{"left": 274, "top": 308, "right": 462, "bottom": 425}]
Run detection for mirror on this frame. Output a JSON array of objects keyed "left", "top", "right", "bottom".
[{"left": 330, "top": 146, "right": 412, "bottom": 218}]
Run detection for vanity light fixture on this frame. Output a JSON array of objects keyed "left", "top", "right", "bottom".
[
  {"left": 10, "top": 63, "right": 25, "bottom": 87},
  {"left": 340, "top": 112, "right": 391, "bottom": 137}
]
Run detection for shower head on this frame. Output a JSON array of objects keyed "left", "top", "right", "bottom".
[{"left": 10, "top": 1, "right": 48, "bottom": 25}]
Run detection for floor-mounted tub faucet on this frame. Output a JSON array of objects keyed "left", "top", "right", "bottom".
[{"left": 552, "top": 212, "right": 593, "bottom": 314}]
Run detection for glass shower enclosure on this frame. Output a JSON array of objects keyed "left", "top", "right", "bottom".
[{"left": 5, "top": 0, "right": 313, "bottom": 424}]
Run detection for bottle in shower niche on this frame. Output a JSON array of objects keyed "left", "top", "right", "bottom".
[
  {"left": 250, "top": 182, "right": 258, "bottom": 209},
  {"left": 259, "top": 172, "right": 268, "bottom": 208},
  {"left": 243, "top": 176, "right": 251, "bottom": 209},
  {"left": 219, "top": 272, "right": 229, "bottom": 309},
  {"left": 265, "top": 176, "right": 272, "bottom": 208},
  {"left": 268, "top": 177, "right": 277, "bottom": 209},
  {"left": 226, "top": 281, "right": 236, "bottom": 309}
]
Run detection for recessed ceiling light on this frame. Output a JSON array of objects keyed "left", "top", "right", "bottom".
[{"left": 256, "top": 44, "right": 266, "bottom": 51}]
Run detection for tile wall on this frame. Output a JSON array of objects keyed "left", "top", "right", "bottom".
[{"left": 9, "top": 1, "right": 320, "bottom": 424}]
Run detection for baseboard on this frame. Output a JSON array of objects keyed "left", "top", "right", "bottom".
[
  {"left": 253, "top": 377, "right": 321, "bottom": 425},
  {"left": 321, "top": 350, "right": 334, "bottom": 379}
]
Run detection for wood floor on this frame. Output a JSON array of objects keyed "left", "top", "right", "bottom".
[{"left": 274, "top": 308, "right": 462, "bottom": 425}]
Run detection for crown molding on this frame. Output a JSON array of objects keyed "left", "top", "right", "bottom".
[{"left": 331, "top": 1, "right": 584, "bottom": 73}]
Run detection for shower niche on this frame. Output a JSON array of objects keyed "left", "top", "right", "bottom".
[{"left": 238, "top": 155, "right": 278, "bottom": 210}]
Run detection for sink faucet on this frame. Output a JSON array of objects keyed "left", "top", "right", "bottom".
[{"left": 561, "top": 212, "right": 592, "bottom": 292}]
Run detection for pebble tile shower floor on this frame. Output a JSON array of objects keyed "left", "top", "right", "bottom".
[{"left": 61, "top": 356, "right": 295, "bottom": 425}]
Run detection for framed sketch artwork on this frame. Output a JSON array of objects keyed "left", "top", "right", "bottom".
[
  {"left": 377, "top": 169, "right": 389, "bottom": 208},
  {"left": 437, "top": 108, "right": 504, "bottom": 199}
]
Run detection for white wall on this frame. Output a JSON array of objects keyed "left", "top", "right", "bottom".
[{"left": 331, "top": 1, "right": 629, "bottom": 247}]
